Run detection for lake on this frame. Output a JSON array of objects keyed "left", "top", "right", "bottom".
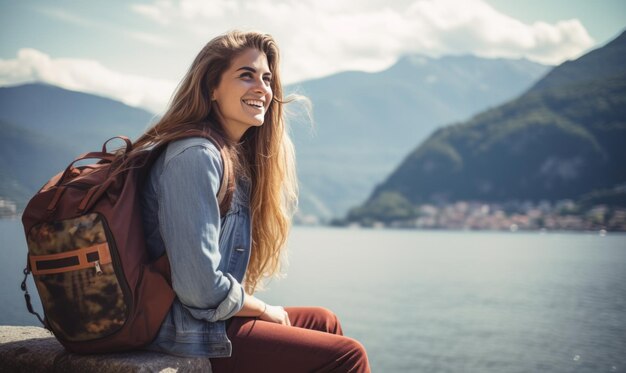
[{"left": 2, "top": 219, "right": 625, "bottom": 372}]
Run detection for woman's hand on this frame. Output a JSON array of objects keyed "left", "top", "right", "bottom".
[
  {"left": 235, "top": 295, "right": 291, "bottom": 326},
  {"left": 260, "top": 304, "right": 291, "bottom": 326}
]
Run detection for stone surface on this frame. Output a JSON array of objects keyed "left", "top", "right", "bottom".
[{"left": 0, "top": 326, "right": 212, "bottom": 372}]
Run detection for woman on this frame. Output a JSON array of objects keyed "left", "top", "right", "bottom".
[{"left": 135, "top": 30, "right": 370, "bottom": 372}]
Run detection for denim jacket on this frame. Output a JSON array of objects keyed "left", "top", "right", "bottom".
[{"left": 140, "top": 137, "right": 252, "bottom": 358}]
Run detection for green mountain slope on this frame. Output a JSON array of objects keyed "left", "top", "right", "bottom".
[
  {"left": 529, "top": 30, "right": 626, "bottom": 93},
  {"left": 350, "top": 30, "right": 626, "bottom": 223}
]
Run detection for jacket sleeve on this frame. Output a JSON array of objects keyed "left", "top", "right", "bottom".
[{"left": 157, "top": 143, "right": 244, "bottom": 322}]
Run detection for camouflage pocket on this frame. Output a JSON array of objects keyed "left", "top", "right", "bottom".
[{"left": 26, "top": 213, "right": 128, "bottom": 342}]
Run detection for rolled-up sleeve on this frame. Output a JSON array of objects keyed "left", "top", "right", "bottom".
[{"left": 157, "top": 144, "right": 244, "bottom": 322}]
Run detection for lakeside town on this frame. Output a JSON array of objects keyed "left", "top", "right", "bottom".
[
  {"left": 332, "top": 200, "right": 626, "bottom": 232},
  {"left": 4, "top": 196, "right": 626, "bottom": 233}
]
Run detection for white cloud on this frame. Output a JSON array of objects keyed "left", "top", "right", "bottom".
[
  {"left": 2, "top": 0, "right": 596, "bottom": 114},
  {"left": 132, "top": 0, "right": 594, "bottom": 82},
  {"left": 36, "top": 7, "right": 94, "bottom": 28},
  {"left": 130, "top": 2, "right": 175, "bottom": 25},
  {"left": 0, "top": 49, "right": 175, "bottom": 113},
  {"left": 130, "top": 0, "right": 239, "bottom": 24},
  {"left": 38, "top": 7, "right": 172, "bottom": 48},
  {"left": 127, "top": 31, "right": 172, "bottom": 47}
]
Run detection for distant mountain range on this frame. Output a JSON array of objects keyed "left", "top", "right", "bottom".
[
  {"left": 287, "top": 54, "right": 549, "bottom": 219},
  {"left": 0, "top": 120, "right": 69, "bottom": 206},
  {"left": 0, "top": 84, "right": 155, "bottom": 208},
  {"left": 0, "top": 55, "right": 548, "bottom": 214},
  {"left": 347, "top": 30, "right": 626, "bottom": 224},
  {"left": 0, "top": 83, "right": 154, "bottom": 152}
]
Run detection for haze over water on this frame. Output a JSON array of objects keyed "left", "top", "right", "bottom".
[{"left": 2, "top": 220, "right": 625, "bottom": 372}]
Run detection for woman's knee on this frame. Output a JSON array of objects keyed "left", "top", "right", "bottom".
[
  {"left": 312, "top": 307, "right": 342, "bottom": 335},
  {"left": 347, "top": 337, "right": 367, "bottom": 357},
  {"left": 286, "top": 306, "right": 344, "bottom": 335},
  {"left": 338, "top": 337, "right": 370, "bottom": 372},
  {"left": 311, "top": 306, "right": 335, "bottom": 320}
]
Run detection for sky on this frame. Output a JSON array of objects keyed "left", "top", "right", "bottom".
[{"left": 0, "top": 0, "right": 624, "bottom": 114}]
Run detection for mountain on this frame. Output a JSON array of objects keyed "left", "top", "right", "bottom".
[
  {"left": 0, "top": 83, "right": 155, "bottom": 208},
  {"left": 348, "top": 30, "right": 626, "bottom": 223},
  {"left": 0, "top": 120, "right": 74, "bottom": 208},
  {"left": 528, "top": 31, "right": 626, "bottom": 93},
  {"left": 0, "top": 56, "right": 547, "bottom": 216},
  {"left": 0, "top": 83, "right": 154, "bottom": 153},
  {"left": 287, "top": 55, "right": 549, "bottom": 220}
]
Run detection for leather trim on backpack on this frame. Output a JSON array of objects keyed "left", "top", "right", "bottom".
[{"left": 29, "top": 243, "right": 111, "bottom": 275}]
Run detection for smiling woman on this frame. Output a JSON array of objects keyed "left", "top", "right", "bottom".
[
  {"left": 111, "top": 30, "right": 371, "bottom": 372},
  {"left": 211, "top": 49, "right": 273, "bottom": 142}
]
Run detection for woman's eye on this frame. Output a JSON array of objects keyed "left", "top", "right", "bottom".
[{"left": 239, "top": 72, "right": 271, "bottom": 84}]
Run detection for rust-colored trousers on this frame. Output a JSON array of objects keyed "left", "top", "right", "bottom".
[{"left": 210, "top": 307, "right": 371, "bottom": 373}]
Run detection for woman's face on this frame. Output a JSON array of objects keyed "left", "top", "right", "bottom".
[{"left": 212, "top": 48, "right": 273, "bottom": 141}]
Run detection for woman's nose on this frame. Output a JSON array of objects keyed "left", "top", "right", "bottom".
[{"left": 253, "top": 79, "right": 271, "bottom": 95}]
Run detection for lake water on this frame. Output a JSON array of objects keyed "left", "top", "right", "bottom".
[{"left": 2, "top": 219, "right": 625, "bottom": 372}]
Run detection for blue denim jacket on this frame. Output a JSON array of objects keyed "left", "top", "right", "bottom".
[{"left": 140, "top": 137, "right": 252, "bottom": 358}]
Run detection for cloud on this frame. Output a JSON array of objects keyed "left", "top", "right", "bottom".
[
  {"left": 127, "top": 31, "right": 171, "bottom": 47},
  {"left": 131, "top": 0, "right": 240, "bottom": 23},
  {"left": 2, "top": 0, "right": 595, "bottom": 114},
  {"left": 0, "top": 48, "right": 175, "bottom": 113},
  {"left": 130, "top": 2, "right": 175, "bottom": 26},
  {"left": 36, "top": 7, "right": 95, "bottom": 28},
  {"left": 37, "top": 7, "right": 172, "bottom": 47},
  {"left": 132, "top": 0, "right": 594, "bottom": 82}
]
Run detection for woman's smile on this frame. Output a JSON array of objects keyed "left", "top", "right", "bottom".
[
  {"left": 212, "top": 48, "right": 273, "bottom": 142},
  {"left": 242, "top": 98, "right": 265, "bottom": 111}
]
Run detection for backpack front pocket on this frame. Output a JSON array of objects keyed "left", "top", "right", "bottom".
[{"left": 26, "top": 213, "right": 128, "bottom": 341}]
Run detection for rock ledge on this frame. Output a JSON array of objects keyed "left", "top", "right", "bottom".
[{"left": 0, "top": 326, "right": 212, "bottom": 372}]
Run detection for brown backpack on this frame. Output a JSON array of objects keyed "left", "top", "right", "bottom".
[{"left": 20, "top": 131, "right": 234, "bottom": 354}]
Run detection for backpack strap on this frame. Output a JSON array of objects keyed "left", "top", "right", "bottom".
[
  {"left": 165, "top": 129, "right": 235, "bottom": 216},
  {"left": 21, "top": 267, "right": 46, "bottom": 327},
  {"left": 75, "top": 133, "right": 235, "bottom": 216},
  {"left": 215, "top": 143, "right": 233, "bottom": 215}
]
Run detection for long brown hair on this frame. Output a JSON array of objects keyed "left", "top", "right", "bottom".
[{"left": 124, "top": 30, "right": 298, "bottom": 294}]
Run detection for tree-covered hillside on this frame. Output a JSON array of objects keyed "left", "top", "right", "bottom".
[{"left": 348, "top": 30, "right": 626, "bottom": 225}]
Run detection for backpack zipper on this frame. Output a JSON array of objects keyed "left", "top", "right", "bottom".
[
  {"left": 96, "top": 213, "right": 132, "bottom": 330},
  {"left": 94, "top": 260, "right": 103, "bottom": 276}
]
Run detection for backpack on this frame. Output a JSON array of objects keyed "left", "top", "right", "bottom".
[{"left": 20, "top": 130, "right": 234, "bottom": 354}]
